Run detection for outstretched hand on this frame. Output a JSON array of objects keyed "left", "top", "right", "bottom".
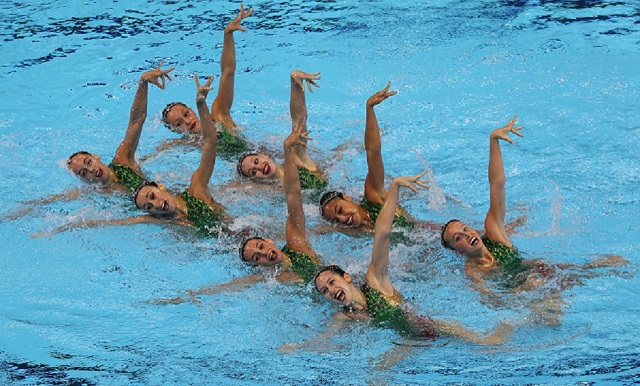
[
  {"left": 194, "top": 73, "right": 215, "bottom": 103},
  {"left": 291, "top": 70, "right": 321, "bottom": 93},
  {"left": 225, "top": 3, "right": 254, "bottom": 33},
  {"left": 367, "top": 81, "right": 397, "bottom": 107},
  {"left": 392, "top": 170, "right": 428, "bottom": 193},
  {"left": 284, "top": 117, "right": 310, "bottom": 151},
  {"left": 141, "top": 60, "right": 174, "bottom": 90},
  {"left": 490, "top": 115, "right": 524, "bottom": 144}
]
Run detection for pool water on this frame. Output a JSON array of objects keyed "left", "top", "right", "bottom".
[{"left": 1, "top": 0, "right": 638, "bottom": 384}]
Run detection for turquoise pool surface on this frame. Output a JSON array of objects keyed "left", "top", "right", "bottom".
[{"left": 1, "top": 0, "right": 638, "bottom": 384}]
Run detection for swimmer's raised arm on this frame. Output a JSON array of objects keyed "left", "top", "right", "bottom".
[
  {"left": 290, "top": 71, "right": 320, "bottom": 128},
  {"left": 366, "top": 172, "right": 427, "bottom": 295},
  {"left": 364, "top": 82, "right": 397, "bottom": 205},
  {"left": 283, "top": 119, "right": 314, "bottom": 254},
  {"left": 484, "top": 115, "right": 523, "bottom": 247},
  {"left": 112, "top": 61, "right": 173, "bottom": 171},
  {"left": 289, "top": 70, "right": 321, "bottom": 169},
  {"left": 211, "top": 4, "right": 253, "bottom": 130},
  {"left": 189, "top": 74, "right": 217, "bottom": 198}
]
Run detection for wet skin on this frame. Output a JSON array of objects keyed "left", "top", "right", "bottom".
[
  {"left": 242, "top": 238, "right": 283, "bottom": 267},
  {"left": 135, "top": 185, "right": 180, "bottom": 216},
  {"left": 315, "top": 270, "right": 356, "bottom": 306},
  {"left": 166, "top": 104, "right": 202, "bottom": 135},
  {"left": 68, "top": 153, "right": 113, "bottom": 184},
  {"left": 240, "top": 154, "right": 278, "bottom": 180},
  {"left": 443, "top": 220, "right": 484, "bottom": 257},
  {"left": 322, "top": 197, "right": 369, "bottom": 228}
]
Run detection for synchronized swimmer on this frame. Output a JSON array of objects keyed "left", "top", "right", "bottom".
[
  {"left": 16, "top": 3, "right": 630, "bottom": 365},
  {"left": 318, "top": 82, "right": 442, "bottom": 238},
  {"left": 440, "top": 116, "right": 627, "bottom": 324},
  {"left": 236, "top": 70, "right": 327, "bottom": 191},
  {"left": 157, "top": 4, "right": 254, "bottom": 160},
  {"left": 152, "top": 118, "right": 323, "bottom": 305}
]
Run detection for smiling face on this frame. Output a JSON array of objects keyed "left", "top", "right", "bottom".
[
  {"left": 240, "top": 238, "right": 283, "bottom": 267},
  {"left": 321, "top": 196, "right": 366, "bottom": 228},
  {"left": 68, "top": 152, "right": 112, "bottom": 185},
  {"left": 442, "top": 220, "right": 484, "bottom": 257},
  {"left": 239, "top": 154, "right": 277, "bottom": 181},
  {"left": 315, "top": 270, "right": 355, "bottom": 306},
  {"left": 134, "top": 183, "right": 178, "bottom": 216},
  {"left": 164, "top": 103, "right": 201, "bottom": 135}
]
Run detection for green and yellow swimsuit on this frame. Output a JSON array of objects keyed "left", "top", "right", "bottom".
[
  {"left": 281, "top": 246, "right": 321, "bottom": 283},
  {"left": 108, "top": 163, "right": 144, "bottom": 191},
  {"left": 361, "top": 284, "right": 438, "bottom": 339}
]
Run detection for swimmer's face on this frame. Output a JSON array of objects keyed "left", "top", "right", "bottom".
[
  {"left": 239, "top": 154, "right": 277, "bottom": 181},
  {"left": 165, "top": 104, "right": 201, "bottom": 135},
  {"left": 315, "top": 270, "right": 355, "bottom": 306},
  {"left": 322, "top": 196, "right": 366, "bottom": 228},
  {"left": 442, "top": 221, "right": 483, "bottom": 257},
  {"left": 68, "top": 153, "right": 111, "bottom": 185},
  {"left": 135, "top": 184, "right": 178, "bottom": 216},
  {"left": 241, "top": 238, "right": 283, "bottom": 267}
]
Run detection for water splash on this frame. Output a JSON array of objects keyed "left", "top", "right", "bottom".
[
  {"left": 414, "top": 151, "right": 446, "bottom": 212},
  {"left": 549, "top": 183, "right": 564, "bottom": 235}
]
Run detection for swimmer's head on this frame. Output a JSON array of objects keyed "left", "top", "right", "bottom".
[
  {"left": 239, "top": 237, "right": 284, "bottom": 267},
  {"left": 237, "top": 153, "right": 278, "bottom": 181},
  {"left": 162, "top": 102, "right": 201, "bottom": 135},
  {"left": 441, "top": 219, "right": 484, "bottom": 257},
  {"left": 319, "top": 191, "right": 368, "bottom": 228},
  {"left": 133, "top": 180, "right": 179, "bottom": 216},
  {"left": 314, "top": 265, "right": 355, "bottom": 306},
  {"left": 67, "top": 151, "right": 112, "bottom": 185}
]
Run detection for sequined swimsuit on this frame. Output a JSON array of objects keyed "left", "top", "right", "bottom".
[
  {"left": 281, "top": 246, "right": 321, "bottom": 283},
  {"left": 215, "top": 122, "right": 249, "bottom": 160},
  {"left": 108, "top": 163, "right": 144, "bottom": 191},
  {"left": 361, "top": 283, "right": 438, "bottom": 339},
  {"left": 297, "top": 166, "right": 327, "bottom": 191},
  {"left": 482, "top": 235, "right": 521, "bottom": 267},
  {"left": 360, "top": 198, "right": 413, "bottom": 228},
  {"left": 180, "top": 191, "right": 226, "bottom": 232},
  {"left": 482, "top": 235, "right": 552, "bottom": 290}
]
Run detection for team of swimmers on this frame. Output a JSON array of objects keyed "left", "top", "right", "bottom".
[{"left": 25, "top": 5, "right": 628, "bottom": 354}]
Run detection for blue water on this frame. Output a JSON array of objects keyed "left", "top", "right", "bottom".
[{"left": 1, "top": 0, "right": 639, "bottom": 384}]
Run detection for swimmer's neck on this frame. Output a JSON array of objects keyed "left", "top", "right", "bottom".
[
  {"left": 280, "top": 252, "right": 292, "bottom": 269},
  {"left": 273, "top": 165, "right": 285, "bottom": 182},
  {"left": 469, "top": 247, "right": 497, "bottom": 268},
  {"left": 174, "top": 197, "right": 189, "bottom": 218},
  {"left": 358, "top": 207, "right": 374, "bottom": 230},
  {"left": 346, "top": 287, "right": 367, "bottom": 312},
  {"left": 103, "top": 168, "right": 118, "bottom": 185}
]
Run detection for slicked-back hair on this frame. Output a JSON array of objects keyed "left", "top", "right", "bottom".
[
  {"left": 313, "top": 264, "right": 347, "bottom": 290},
  {"left": 67, "top": 151, "right": 91, "bottom": 166},
  {"left": 238, "top": 236, "right": 265, "bottom": 264},
  {"left": 132, "top": 181, "right": 159, "bottom": 209},
  {"left": 440, "top": 219, "right": 461, "bottom": 249},
  {"left": 318, "top": 191, "right": 344, "bottom": 217}
]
